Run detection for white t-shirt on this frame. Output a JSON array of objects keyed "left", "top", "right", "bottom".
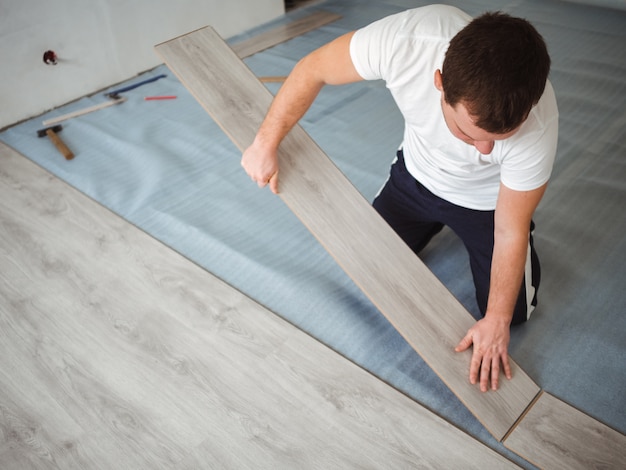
[{"left": 349, "top": 4, "right": 559, "bottom": 210}]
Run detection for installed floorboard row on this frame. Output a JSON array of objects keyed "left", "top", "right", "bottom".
[
  {"left": 155, "top": 25, "right": 540, "bottom": 443},
  {"left": 231, "top": 10, "right": 341, "bottom": 59},
  {"left": 503, "top": 392, "right": 626, "bottom": 469},
  {"left": 0, "top": 142, "right": 520, "bottom": 468}
]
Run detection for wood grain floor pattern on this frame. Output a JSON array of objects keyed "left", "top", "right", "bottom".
[
  {"left": 503, "top": 392, "right": 626, "bottom": 469},
  {"left": 0, "top": 142, "right": 521, "bottom": 467},
  {"left": 154, "top": 25, "right": 540, "bottom": 443},
  {"left": 231, "top": 10, "right": 341, "bottom": 59}
]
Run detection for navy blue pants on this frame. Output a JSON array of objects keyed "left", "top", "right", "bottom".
[{"left": 372, "top": 150, "right": 539, "bottom": 325}]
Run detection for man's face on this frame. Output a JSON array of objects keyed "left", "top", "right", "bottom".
[{"left": 434, "top": 70, "right": 520, "bottom": 155}]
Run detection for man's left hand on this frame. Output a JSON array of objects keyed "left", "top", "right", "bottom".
[{"left": 455, "top": 316, "right": 512, "bottom": 392}]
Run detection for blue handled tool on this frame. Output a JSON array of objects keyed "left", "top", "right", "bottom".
[{"left": 104, "top": 74, "right": 167, "bottom": 99}]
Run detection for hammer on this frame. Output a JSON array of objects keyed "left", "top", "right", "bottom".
[{"left": 37, "top": 124, "right": 74, "bottom": 160}]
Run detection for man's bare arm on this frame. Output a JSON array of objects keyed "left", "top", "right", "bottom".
[
  {"left": 241, "top": 31, "right": 363, "bottom": 193},
  {"left": 456, "top": 182, "right": 547, "bottom": 391}
]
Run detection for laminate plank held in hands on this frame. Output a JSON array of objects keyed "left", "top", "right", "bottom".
[{"left": 155, "top": 25, "right": 541, "bottom": 442}]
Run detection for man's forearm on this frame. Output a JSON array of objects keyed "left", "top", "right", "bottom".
[
  {"left": 487, "top": 182, "right": 547, "bottom": 324},
  {"left": 254, "top": 58, "right": 325, "bottom": 151},
  {"left": 485, "top": 231, "right": 528, "bottom": 323},
  {"left": 254, "top": 31, "right": 361, "bottom": 152}
]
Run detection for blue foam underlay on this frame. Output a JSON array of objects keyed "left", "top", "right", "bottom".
[{"left": 2, "top": 1, "right": 625, "bottom": 468}]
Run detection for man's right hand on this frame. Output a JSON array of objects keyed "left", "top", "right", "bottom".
[{"left": 241, "top": 139, "right": 280, "bottom": 194}]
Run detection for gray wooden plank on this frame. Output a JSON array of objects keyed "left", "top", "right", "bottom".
[
  {"left": 503, "top": 392, "right": 626, "bottom": 469},
  {"left": 154, "top": 25, "right": 541, "bottom": 442},
  {"left": 231, "top": 10, "right": 341, "bottom": 59},
  {"left": 0, "top": 142, "right": 521, "bottom": 468}
]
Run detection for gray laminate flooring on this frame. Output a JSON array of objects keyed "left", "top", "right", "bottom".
[
  {"left": 0, "top": 143, "right": 519, "bottom": 468},
  {"left": 504, "top": 392, "right": 626, "bottom": 470}
]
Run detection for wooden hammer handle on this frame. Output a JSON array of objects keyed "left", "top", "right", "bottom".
[
  {"left": 46, "top": 129, "right": 74, "bottom": 160},
  {"left": 259, "top": 76, "right": 287, "bottom": 83}
]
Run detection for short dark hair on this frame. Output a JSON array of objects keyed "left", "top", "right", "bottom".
[{"left": 441, "top": 12, "right": 550, "bottom": 133}]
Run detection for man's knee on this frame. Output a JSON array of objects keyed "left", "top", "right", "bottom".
[
  {"left": 512, "top": 245, "right": 541, "bottom": 325},
  {"left": 511, "top": 284, "right": 537, "bottom": 325}
]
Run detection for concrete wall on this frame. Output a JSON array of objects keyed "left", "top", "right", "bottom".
[{"left": 0, "top": 0, "right": 284, "bottom": 129}]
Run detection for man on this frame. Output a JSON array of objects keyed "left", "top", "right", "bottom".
[{"left": 241, "top": 5, "right": 558, "bottom": 392}]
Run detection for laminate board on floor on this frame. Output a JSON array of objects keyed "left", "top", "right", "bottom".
[
  {"left": 155, "top": 25, "right": 540, "bottom": 442},
  {"left": 0, "top": 142, "right": 521, "bottom": 468},
  {"left": 231, "top": 10, "right": 341, "bottom": 59},
  {"left": 503, "top": 392, "right": 626, "bottom": 469}
]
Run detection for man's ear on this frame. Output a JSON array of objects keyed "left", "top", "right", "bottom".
[{"left": 434, "top": 69, "right": 443, "bottom": 91}]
